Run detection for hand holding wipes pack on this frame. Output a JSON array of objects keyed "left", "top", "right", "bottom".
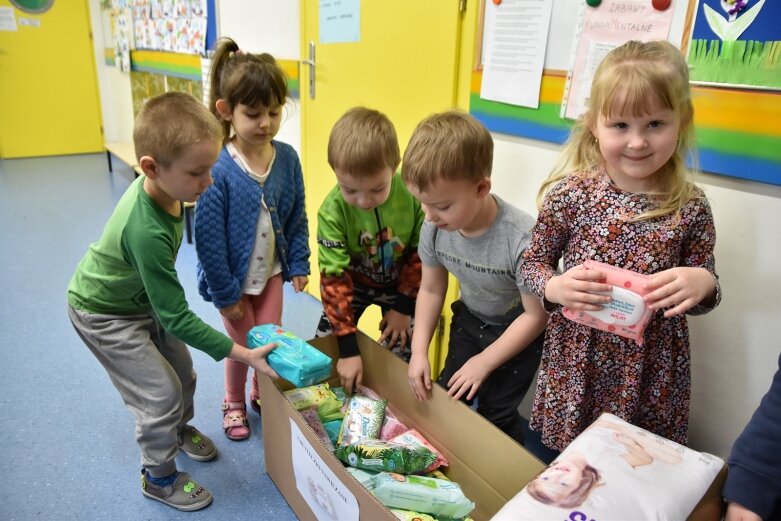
[
  {"left": 247, "top": 324, "right": 333, "bottom": 388},
  {"left": 562, "top": 260, "right": 653, "bottom": 346}
]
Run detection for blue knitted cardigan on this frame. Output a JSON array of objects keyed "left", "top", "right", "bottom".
[{"left": 195, "top": 141, "right": 310, "bottom": 308}]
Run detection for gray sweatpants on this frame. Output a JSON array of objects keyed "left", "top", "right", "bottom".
[{"left": 67, "top": 305, "right": 195, "bottom": 477}]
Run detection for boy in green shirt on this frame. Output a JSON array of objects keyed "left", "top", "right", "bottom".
[
  {"left": 67, "top": 92, "right": 277, "bottom": 512},
  {"left": 314, "top": 107, "right": 424, "bottom": 394}
]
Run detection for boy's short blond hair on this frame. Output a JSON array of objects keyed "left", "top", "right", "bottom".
[
  {"left": 327, "top": 107, "right": 400, "bottom": 177},
  {"left": 133, "top": 92, "right": 223, "bottom": 167},
  {"left": 402, "top": 110, "right": 493, "bottom": 192}
]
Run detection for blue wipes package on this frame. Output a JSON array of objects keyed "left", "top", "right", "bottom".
[{"left": 247, "top": 324, "right": 333, "bottom": 388}]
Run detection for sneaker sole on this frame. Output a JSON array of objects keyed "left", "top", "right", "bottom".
[{"left": 142, "top": 488, "right": 213, "bottom": 512}]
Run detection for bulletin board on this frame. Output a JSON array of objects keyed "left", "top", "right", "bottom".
[{"left": 469, "top": 0, "right": 781, "bottom": 186}]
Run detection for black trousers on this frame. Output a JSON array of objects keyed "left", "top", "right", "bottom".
[{"left": 437, "top": 300, "right": 543, "bottom": 445}]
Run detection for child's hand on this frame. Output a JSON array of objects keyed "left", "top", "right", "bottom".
[
  {"left": 644, "top": 267, "right": 716, "bottom": 317},
  {"left": 220, "top": 300, "right": 244, "bottom": 321},
  {"left": 378, "top": 310, "right": 412, "bottom": 349},
  {"left": 408, "top": 353, "right": 432, "bottom": 401},
  {"left": 292, "top": 275, "right": 309, "bottom": 293},
  {"left": 545, "top": 264, "right": 613, "bottom": 310},
  {"left": 446, "top": 354, "right": 492, "bottom": 401},
  {"left": 337, "top": 356, "right": 363, "bottom": 395},
  {"left": 245, "top": 342, "right": 279, "bottom": 379}
]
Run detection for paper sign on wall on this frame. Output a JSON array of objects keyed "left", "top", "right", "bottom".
[
  {"left": 561, "top": 0, "right": 675, "bottom": 119},
  {"left": 320, "top": 0, "right": 360, "bottom": 44},
  {"left": 0, "top": 6, "right": 18, "bottom": 31},
  {"left": 480, "top": 0, "right": 554, "bottom": 109},
  {"left": 290, "top": 419, "right": 359, "bottom": 521}
]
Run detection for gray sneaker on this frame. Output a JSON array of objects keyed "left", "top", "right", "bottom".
[
  {"left": 178, "top": 425, "right": 217, "bottom": 462},
  {"left": 141, "top": 470, "right": 213, "bottom": 511}
]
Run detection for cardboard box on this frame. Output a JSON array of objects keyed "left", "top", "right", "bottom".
[{"left": 258, "top": 332, "right": 726, "bottom": 521}]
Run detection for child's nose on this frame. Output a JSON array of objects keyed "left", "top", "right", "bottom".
[{"left": 627, "top": 131, "right": 648, "bottom": 149}]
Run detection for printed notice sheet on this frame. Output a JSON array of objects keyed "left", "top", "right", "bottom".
[
  {"left": 290, "top": 419, "right": 359, "bottom": 521},
  {"left": 480, "top": 0, "right": 554, "bottom": 108},
  {"left": 320, "top": 0, "right": 360, "bottom": 44},
  {"left": 561, "top": 0, "right": 675, "bottom": 119}
]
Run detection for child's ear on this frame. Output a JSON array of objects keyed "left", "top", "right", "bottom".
[
  {"left": 215, "top": 99, "right": 232, "bottom": 121},
  {"left": 476, "top": 177, "right": 492, "bottom": 197},
  {"left": 138, "top": 156, "right": 158, "bottom": 178}
]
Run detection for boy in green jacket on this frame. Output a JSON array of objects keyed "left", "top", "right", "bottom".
[
  {"left": 315, "top": 107, "right": 424, "bottom": 394},
  {"left": 67, "top": 92, "right": 277, "bottom": 512}
]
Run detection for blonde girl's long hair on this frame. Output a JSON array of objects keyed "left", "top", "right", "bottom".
[
  {"left": 538, "top": 40, "right": 698, "bottom": 221},
  {"left": 208, "top": 37, "right": 289, "bottom": 144}
]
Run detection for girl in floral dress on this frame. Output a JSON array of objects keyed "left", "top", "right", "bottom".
[{"left": 520, "top": 40, "right": 721, "bottom": 452}]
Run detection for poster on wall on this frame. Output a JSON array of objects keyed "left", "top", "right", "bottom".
[
  {"left": 686, "top": 0, "right": 781, "bottom": 90},
  {"left": 480, "top": 0, "right": 554, "bottom": 109},
  {"left": 560, "top": 0, "right": 675, "bottom": 120}
]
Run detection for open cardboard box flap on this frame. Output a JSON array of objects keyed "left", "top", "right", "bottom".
[{"left": 258, "top": 331, "right": 726, "bottom": 521}]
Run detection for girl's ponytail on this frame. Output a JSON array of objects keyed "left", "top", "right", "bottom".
[{"left": 209, "top": 38, "right": 241, "bottom": 142}]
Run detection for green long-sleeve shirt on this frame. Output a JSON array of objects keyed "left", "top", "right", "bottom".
[{"left": 67, "top": 176, "right": 232, "bottom": 361}]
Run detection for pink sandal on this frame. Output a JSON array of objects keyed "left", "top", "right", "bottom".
[{"left": 221, "top": 400, "right": 249, "bottom": 441}]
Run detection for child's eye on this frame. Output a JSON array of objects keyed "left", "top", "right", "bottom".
[
  {"left": 270, "top": 111, "right": 280, "bottom": 117},
  {"left": 648, "top": 120, "right": 663, "bottom": 128},
  {"left": 371, "top": 187, "right": 386, "bottom": 193},
  {"left": 614, "top": 122, "right": 628, "bottom": 129},
  {"left": 437, "top": 205, "right": 451, "bottom": 211}
]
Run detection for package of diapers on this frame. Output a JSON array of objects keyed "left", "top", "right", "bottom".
[
  {"left": 247, "top": 324, "right": 333, "bottom": 387},
  {"left": 491, "top": 413, "right": 724, "bottom": 521},
  {"left": 562, "top": 260, "right": 653, "bottom": 346}
]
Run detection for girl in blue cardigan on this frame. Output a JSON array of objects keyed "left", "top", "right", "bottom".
[{"left": 195, "top": 38, "right": 310, "bottom": 441}]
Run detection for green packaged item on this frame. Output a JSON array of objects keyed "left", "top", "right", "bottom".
[
  {"left": 323, "top": 420, "right": 342, "bottom": 446},
  {"left": 316, "top": 395, "right": 345, "bottom": 423},
  {"left": 390, "top": 508, "right": 436, "bottom": 521},
  {"left": 371, "top": 472, "right": 475, "bottom": 519},
  {"left": 284, "top": 383, "right": 335, "bottom": 410},
  {"left": 247, "top": 324, "right": 333, "bottom": 387},
  {"left": 335, "top": 440, "right": 437, "bottom": 474},
  {"left": 345, "top": 466, "right": 379, "bottom": 489},
  {"left": 331, "top": 386, "right": 348, "bottom": 404}
]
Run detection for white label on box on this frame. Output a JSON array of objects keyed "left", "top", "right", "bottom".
[{"left": 290, "top": 419, "right": 359, "bottom": 521}]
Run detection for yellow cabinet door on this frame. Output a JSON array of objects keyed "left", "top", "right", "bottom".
[
  {"left": 0, "top": 0, "right": 103, "bottom": 158},
  {"left": 301, "top": 0, "right": 465, "bottom": 371}
]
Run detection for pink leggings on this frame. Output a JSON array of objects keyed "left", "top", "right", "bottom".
[{"left": 222, "top": 275, "right": 283, "bottom": 403}]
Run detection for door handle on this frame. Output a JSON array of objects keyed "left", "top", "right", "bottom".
[{"left": 301, "top": 41, "right": 315, "bottom": 100}]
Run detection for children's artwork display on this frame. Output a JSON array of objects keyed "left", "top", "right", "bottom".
[
  {"left": 105, "top": 0, "right": 208, "bottom": 57},
  {"left": 687, "top": 0, "right": 780, "bottom": 89}
]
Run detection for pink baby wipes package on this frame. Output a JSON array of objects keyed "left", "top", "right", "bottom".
[{"left": 562, "top": 260, "right": 653, "bottom": 346}]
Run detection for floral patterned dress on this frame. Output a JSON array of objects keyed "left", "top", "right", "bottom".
[{"left": 520, "top": 170, "right": 721, "bottom": 451}]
